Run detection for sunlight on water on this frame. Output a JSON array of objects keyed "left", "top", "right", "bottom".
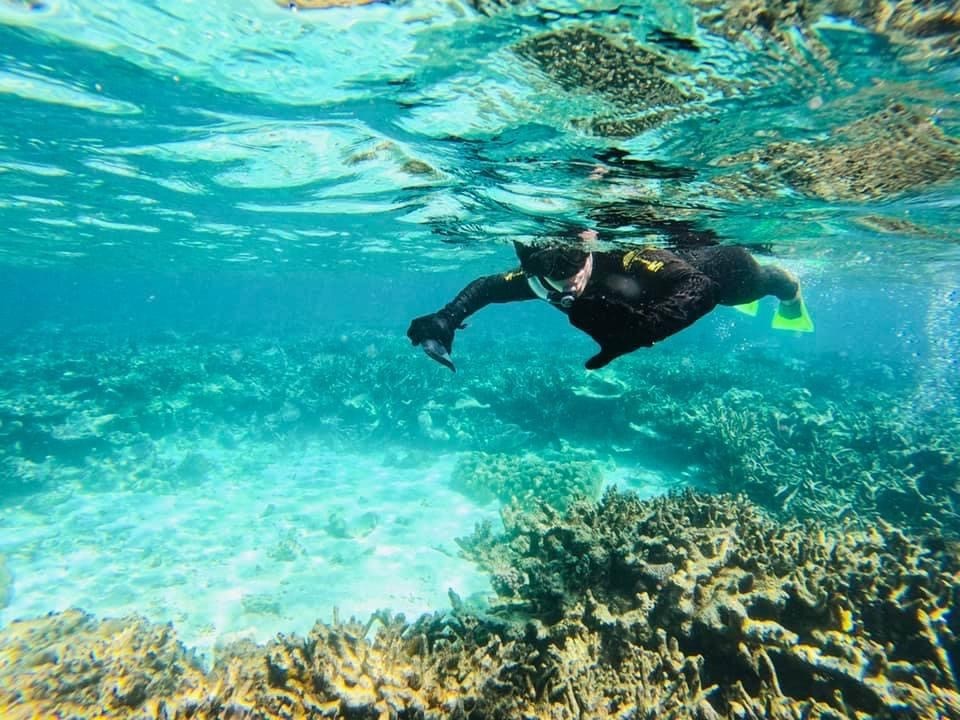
[{"left": 0, "top": 0, "right": 955, "bottom": 272}]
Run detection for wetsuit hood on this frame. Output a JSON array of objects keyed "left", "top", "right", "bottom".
[{"left": 514, "top": 241, "right": 590, "bottom": 279}]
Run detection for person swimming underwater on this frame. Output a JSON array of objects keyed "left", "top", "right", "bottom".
[{"left": 406, "top": 230, "right": 812, "bottom": 372}]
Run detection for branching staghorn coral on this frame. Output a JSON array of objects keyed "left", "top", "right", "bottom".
[{"left": 2, "top": 491, "right": 958, "bottom": 718}]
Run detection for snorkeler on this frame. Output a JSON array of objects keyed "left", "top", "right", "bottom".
[{"left": 407, "top": 230, "right": 813, "bottom": 372}]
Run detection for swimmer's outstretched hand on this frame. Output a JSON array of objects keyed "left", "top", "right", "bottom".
[
  {"left": 422, "top": 339, "right": 455, "bottom": 372},
  {"left": 407, "top": 312, "right": 458, "bottom": 372}
]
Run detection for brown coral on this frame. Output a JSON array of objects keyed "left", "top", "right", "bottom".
[
  {"left": 450, "top": 451, "right": 604, "bottom": 510},
  {"left": 0, "top": 609, "right": 208, "bottom": 719},
  {"left": 1, "top": 492, "right": 958, "bottom": 718},
  {"left": 459, "top": 490, "right": 960, "bottom": 719},
  {"left": 714, "top": 103, "right": 960, "bottom": 201}
]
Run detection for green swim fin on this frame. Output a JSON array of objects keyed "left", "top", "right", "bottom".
[
  {"left": 772, "top": 297, "right": 814, "bottom": 333},
  {"left": 733, "top": 300, "right": 760, "bottom": 317}
]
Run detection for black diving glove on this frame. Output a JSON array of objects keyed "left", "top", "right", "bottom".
[{"left": 407, "top": 312, "right": 458, "bottom": 372}]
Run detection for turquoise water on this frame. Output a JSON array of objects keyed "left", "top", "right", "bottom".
[{"left": 1, "top": 1, "right": 959, "bottom": 716}]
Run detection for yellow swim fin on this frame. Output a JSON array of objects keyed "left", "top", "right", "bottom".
[
  {"left": 732, "top": 300, "right": 760, "bottom": 317},
  {"left": 772, "top": 296, "right": 814, "bottom": 333}
]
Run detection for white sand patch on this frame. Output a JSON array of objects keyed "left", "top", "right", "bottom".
[{"left": 0, "top": 446, "right": 501, "bottom": 656}]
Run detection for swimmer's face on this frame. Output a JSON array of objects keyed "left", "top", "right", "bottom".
[{"left": 544, "top": 254, "right": 592, "bottom": 298}]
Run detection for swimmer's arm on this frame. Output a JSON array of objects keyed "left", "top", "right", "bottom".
[
  {"left": 407, "top": 269, "right": 534, "bottom": 359},
  {"left": 438, "top": 268, "right": 536, "bottom": 326}
]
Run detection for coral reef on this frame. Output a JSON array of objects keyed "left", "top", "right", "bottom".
[
  {"left": 450, "top": 451, "right": 604, "bottom": 509},
  {"left": 691, "top": 0, "right": 960, "bottom": 59},
  {"left": 512, "top": 26, "right": 701, "bottom": 137},
  {"left": 0, "top": 609, "right": 208, "bottom": 718},
  {"left": 457, "top": 489, "right": 960, "bottom": 718},
  {"left": 2, "top": 492, "right": 958, "bottom": 718},
  {"left": 1, "top": 326, "right": 957, "bottom": 539},
  {"left": 475, "top": 3, "right": 960, "bottom": 154},
  {"left": 713, "top": 103, "right": 960, "bottom": 201},
  {"left": 669, "top": 386, "right": 960, "bottom": 530},
  {"left": 513, "top": 27, "right": 692, "bottom": 111}
]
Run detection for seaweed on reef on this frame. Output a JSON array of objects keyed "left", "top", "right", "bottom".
[{"left": 2, "top": 491, "right": 958, "bottom": 719}]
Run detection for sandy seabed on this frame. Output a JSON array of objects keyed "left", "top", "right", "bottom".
[{"left": 0, "top": 440, "right": 662, "bottom": 659}]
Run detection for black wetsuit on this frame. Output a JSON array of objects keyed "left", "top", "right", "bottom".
[{"left": 412, "top": 245, "right": 798, "bottom": 370}]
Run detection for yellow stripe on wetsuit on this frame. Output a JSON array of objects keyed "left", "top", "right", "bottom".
[{"left": 622, "top": 250, "right": 664, "bottom": 273}]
